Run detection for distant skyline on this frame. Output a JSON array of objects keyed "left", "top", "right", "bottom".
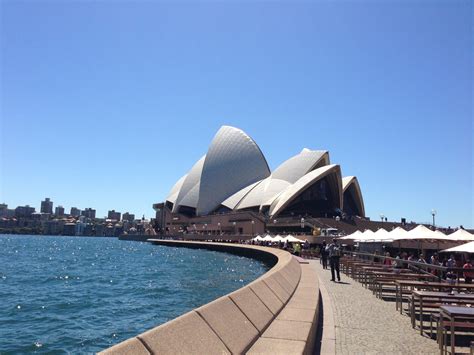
[
  {"left": 1, "top": 1, "right": 472, "bottom": 227},
  {"left": 1, "top": 197, "right": 137, "bottom": 220}
]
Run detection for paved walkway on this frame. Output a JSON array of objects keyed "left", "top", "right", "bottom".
[{"left": 309, "top": 260, "right": 440, "bottom": 355}]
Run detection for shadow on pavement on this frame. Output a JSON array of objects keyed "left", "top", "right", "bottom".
[{"left": 313, "top": 290, "right": 324, "bottom": 355}]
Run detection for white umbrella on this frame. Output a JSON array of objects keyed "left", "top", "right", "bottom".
[
  {"left": 392, "top": 225, "right": 451, "bottom": 241},
  {"left": 371, "top": 228, "right": 393, "bottom": 242},
  {"left": 262, "top": 234, "right": 274, "bottom": 242},
  {"left": 339, "top": 230, "right": 362, "bottom": 240},
  {"left": 284, "top": 234, "right": 304, "bottom": 243},
  {"left": 392, "top": 225, "right": 453, "bottom": 252},
  {"left": 441, "top": 241, "right": 474, "bottom": 253},
  {"left": 355, "top": 229, "right": 376, "bottom": 242},
  {"left": 432, "top": 230, "right": 451, "bottom": 240},
  {"left": 448, "top": 229, "right": 474, "bottom": 242},
  {"left": 272, "top": 234, "right": 285, "bottom": 242},
  {"left": 389, "top": 227, "right": 408, "bottom": 239}
]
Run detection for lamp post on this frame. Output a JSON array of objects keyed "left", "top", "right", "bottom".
[
  {"left": 380, "top": 213, "right": 385, "bottom": 222},
  {"left": 233, "top": 221, "right": 236, "bottom": 235},
  {"left": 217, "top": 222, "right": 221, "bottom": 235},
  {"left": 431, "top": 209, "right": 436, "bottom": 228},
  {"left": 251, "top": 220, "right": 255, "bottom": 236},
  {"left": 301, "top": 218, "right": 305, "bottom": 229}
]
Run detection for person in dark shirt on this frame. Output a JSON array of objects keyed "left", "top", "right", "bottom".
[
  {"left": 320, "top": 241, "right": 328, "bottom": 269},
  {"left": 326, "top": 238, "right": 341, "bottom": 281}
]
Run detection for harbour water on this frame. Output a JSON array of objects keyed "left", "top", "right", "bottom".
[{"left": 0, "top": 235, "right": 269, "bottom": 353}]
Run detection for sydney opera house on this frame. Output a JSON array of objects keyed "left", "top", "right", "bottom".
[{"left": 153, "top": 126, "right": 365, "bottom": 237}]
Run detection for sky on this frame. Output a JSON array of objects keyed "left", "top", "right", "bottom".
[{"left": 1, "top": 0, "right": 472, "bottom": 227}]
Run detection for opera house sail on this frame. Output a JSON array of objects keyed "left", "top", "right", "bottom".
[{"left": 157, "top": 125, "right": 365, "bottom": 233}]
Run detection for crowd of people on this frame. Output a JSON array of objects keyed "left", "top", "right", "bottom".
[
  {"left": 376, "top": 250, "right": 474, "bottom": 283},
  {"left": 251, "top": 237, "right": 474, "bottom": 284}
]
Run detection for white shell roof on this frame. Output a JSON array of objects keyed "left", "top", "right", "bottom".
[
  {"left": 172, "top": 155, "right": 205, "bottom": 212},
  {"left": 196, "top": 126, "right": 270, "bottom": 215},
  {"left": 342, "top": 176, "right": 365, "bottom": 217},
  {"left": 177, "top": 183, "right": 200, "bottom": 208},
  {"left": 166, "top": 174, "right": 187, "bottom": 205},
  {"left": 342, "top": 176, "right": 354, "bottom": 191},
  {"left": 271, "top": 149, "right": 329, "bottom": 183},
  {"left": 233, "top": 149, "right": 329, "bottom": 211},
  {"left": 221, "top": 180, "right": 263, "bottom": 210},
  {"left": 165, "top": 126, "right": 365, "bottom": 218},
  {"left": 236, "top": 178, "right": 291, "bottom": 210},
  {"left": 269, "top": 164, "right": 342, "bottom": 218}
]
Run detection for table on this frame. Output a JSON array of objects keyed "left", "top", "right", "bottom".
[
  {"left": 395, "top": 281, "right": 474, "bottom": 314},
  {"left": 410, "top": 291, "right": 474, "bottom": 335},
  {"left": 370, "top": 273, "right": 438, "bottom": 298},
  {"left": 359, "top": 266, "right": 409, "bottom": 287},
  {"left": 439, "top": 305, "right": 474, "bottom": 355}
]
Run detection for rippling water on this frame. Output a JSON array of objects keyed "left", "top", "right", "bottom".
[{"left": 0, "top": 235, "right": 270, "bottom": 353}]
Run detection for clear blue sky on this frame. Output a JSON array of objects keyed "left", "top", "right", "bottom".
[{"left": 1, "top": 0, "right": 472, "bottom": 227}]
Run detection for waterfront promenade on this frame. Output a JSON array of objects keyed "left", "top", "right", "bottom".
[{"left": 311, "top": 260, "right": 440, "bottom": 354}]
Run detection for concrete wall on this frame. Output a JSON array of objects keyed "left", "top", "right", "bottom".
[{"left": 100, "top": 240, "right": 320, "bottom": 355}]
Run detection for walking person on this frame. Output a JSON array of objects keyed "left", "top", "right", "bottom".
[
  {"left": 321, "top": 241, "right": 328, "bottom": 269},
  {"left": 326, "top": 238, "right": 341, "bottom": 282},
  {"left": 293, "top": 242, "right": 301, "bottom": 257}
]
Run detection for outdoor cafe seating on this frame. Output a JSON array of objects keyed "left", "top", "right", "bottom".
[{"left": 340, "top": 251, "right": 474, "bottom": 355}]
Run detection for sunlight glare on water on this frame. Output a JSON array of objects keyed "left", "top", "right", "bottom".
[{"left": 0, "top": 235, "right": 269, "bottom": 353}]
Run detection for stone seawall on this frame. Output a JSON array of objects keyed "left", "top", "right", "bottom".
[{"left": 100, "top": 240, "right": 320, "bottom": 355}]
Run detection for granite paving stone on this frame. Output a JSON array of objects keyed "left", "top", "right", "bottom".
[{"left": 308, "top": 260, "right": 440, "bottom": 354}]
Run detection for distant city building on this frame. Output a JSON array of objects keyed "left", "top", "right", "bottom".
[
  {"left": 55, "top": 206, "right": 65, "bottom": 217},
  {"left": 75, "top": 220, "right": 86, "bottom": 236},
  {"left": 122, "top": 212, "right": 135, "bottom": 222},
  {"left": 70, "top": 207, "right": 81, "bottom": 217},
  {"left": 44, "top": 219, "right": 64, "bottom": 235},
  {"left": 108, "top": 210, "right": 121, "bottom": 221},
  {"left": 40, "top": 198, "right": 53, "bottom": 214},
  {"left": 15, "top": 205, "right": 36, "bottom": 218},
  {"left": 31, "top": 212, "right": 50, "bottom": 221},
  {"left": 63, "top": 223, "right": 76, "bottom": 236},
  {"left": 0, "top": 203, "right": 14, "bottom": 217},
  {"left": 93, "top": 223, "right": 104, "bottom": 236},
  {"left": 82, "top": 208, "right": 96, "bottom": 219}
]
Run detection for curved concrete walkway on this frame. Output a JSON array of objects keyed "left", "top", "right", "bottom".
[{"left": 309, "top": 260, "right": 440, "bottom": 355}]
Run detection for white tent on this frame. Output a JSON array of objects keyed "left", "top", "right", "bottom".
[
  {"left": 355, "top": 229, "right": 376, "bottom": 242},
  {"left": 441, "top": 241, "right": 474, "bottom": 254},
  {"left": 392, "top": 225, "right": 451, "bottom": 241},
  {"left": 252, "top": 235, "right": 263, "bottom": 241},
  {"left": 272, "top": 234, "right": 285, "bottom": 242},
  {"left": 389, "top": 227, "right": 408, "bottom": 240},
  {"left": 448, "top": 229, "right": 474, "bottom": 242},
  {"left": 339, "top": 230, "right": 362, "bottom": 240},
  {"left": 372, "top": 228, "right": 393, "bottom": 242},
  {"left": 284, "top": 234, "right": 304, "bottom": 243},
  {"left": 432, "top": 230, "right": 451, "bottom": 240},
  {"left": 262, "top": 234, "right": 274, "bottom": 242}
]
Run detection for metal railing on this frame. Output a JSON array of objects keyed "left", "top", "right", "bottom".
[{"left": 343, "top": 251, "right": 467, "bottom": 283}]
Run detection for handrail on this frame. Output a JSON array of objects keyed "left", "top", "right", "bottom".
[{"left": 343, "top": 251, "right": 468, "bottom": 283}]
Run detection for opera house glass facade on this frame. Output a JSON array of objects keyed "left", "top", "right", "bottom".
[{"left": 155, "top": 126, "right": 364, "bottom": 235}]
